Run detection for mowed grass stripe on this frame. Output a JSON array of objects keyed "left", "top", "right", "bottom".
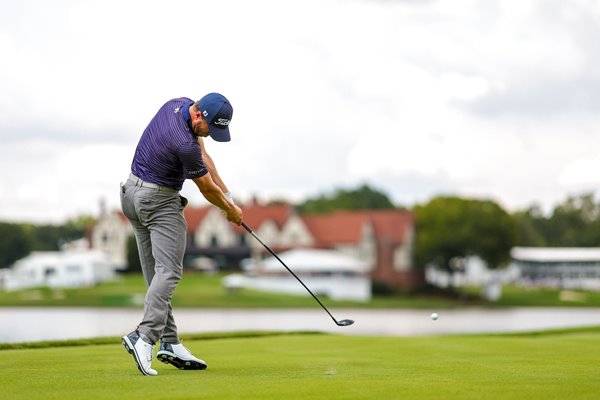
[{"left": 0, "top": 332, "right": 599, "bottom": 400}]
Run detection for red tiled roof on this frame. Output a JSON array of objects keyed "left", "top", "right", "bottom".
[
  {"left": 184, "top": 206, "right": 212, "bottom": 232},
  {"left": 231, "top": 203, "right": 293, "bottom": 234},
  {"left": 302, "top": 210, "right": 412, "bottom": 247},
  {"left": 302, "top": 213, "right": 366, "bottom": 244},
  {"left": 184, "top": 203, "right": 294, "bottom": 234},
  {"left": 368, "top": 210, "right": 413, "bottom": 242},
  {"left": 182, "top": 203, "right": 412, "bottom": 246},
  {"left": 113, "top": 210, "right": 128, "bottom": 223}
]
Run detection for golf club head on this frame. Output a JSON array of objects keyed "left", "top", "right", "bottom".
[{"left": 337, "top": 319, "right": 354, "bottom": 326}]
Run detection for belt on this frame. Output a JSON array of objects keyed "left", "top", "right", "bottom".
[{"left": 128, "top": 173, "right": 178, "bottom": 193}]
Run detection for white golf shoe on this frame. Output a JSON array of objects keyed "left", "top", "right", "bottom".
[
  {"left": 157, "top": 342, "right": 207, "bottom": 370},
  {"left": 122, "top": 331, "right": 158, "bottom": 376}
]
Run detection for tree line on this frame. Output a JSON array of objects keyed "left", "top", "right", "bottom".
[
  {"left": 295, "top": 185, "right": 600, "bottom": 270},
  {"left": 1, "top": 185, "right": 599, "bottom": 270},
  {"left": 0, "top": 217, "right": 94, "bottom": 269}
]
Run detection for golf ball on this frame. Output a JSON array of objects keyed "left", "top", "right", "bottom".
[{"left": 431, "top": 313, "right": 439, "bottom": 321}]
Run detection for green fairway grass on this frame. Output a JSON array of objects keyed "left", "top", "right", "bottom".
[
  {"left": 0, "top": 273, "right": 464, "bottom": 309},
  {"left": 1, "top": 329, "right": 599, "bottom": 400},
  {"left": 3, "top": 272, "right": 600, "bottom": 309}
]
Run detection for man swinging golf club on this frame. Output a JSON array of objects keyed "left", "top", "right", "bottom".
[{"left": 120, "top": 93, "right": 243, "bottom": 376}]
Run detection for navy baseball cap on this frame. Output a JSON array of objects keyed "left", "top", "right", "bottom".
[{"left": 198, "top": 93, "right": 233, "bottom": 142}]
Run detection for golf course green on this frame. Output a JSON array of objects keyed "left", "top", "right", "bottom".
[
  {"left": 1, "top": 328, "right": 599, "bottom": 400},
  {"left": 3, "top": 273, "right": 600, "bottom": 309}
]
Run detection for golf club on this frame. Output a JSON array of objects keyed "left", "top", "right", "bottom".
[{"left": 242, "top": 222, "right": 354, "bottom": 327}]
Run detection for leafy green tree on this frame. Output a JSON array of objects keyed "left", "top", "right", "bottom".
[
  {"left": 0, "top": 223, "right": 31, "bottom": 268},
  {"left": 547, "top": 193, "right": 600, "bottom": 246},
  {"left": 64, "top": 215, "right": 96, "bottom": 230},
  {"left": 126, "top": 235, "right": 142, "bottom": 273},
  {"left": 414, "top": 196, "right": 517, "bottom": 270},
  {"left": 298, "top": 184, "right": 396, "bottom": 214},
  {"left": 513, "top": 193, "right": 600, "bottom": 247},
  {"left": 21, "top": 216, "right": 94, "bottom": 251},
  {"left": 512, "top": 205, "right": 548, "bottom": 247}
]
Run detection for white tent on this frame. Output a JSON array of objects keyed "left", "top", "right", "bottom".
[
  {"left": 511, "top": 247, "right": 600, "bottom": 290},
  {"left": 512, "top": 247, "right": 600, "bottom": 262},
  {"left": 232, "top": 248, "right": 372, "bottom": 301},
  {"left": 245, "top": 248, "right": 369, "bottom": 275},
  {"left": 1, "top": 250, "right": 119, "bottom": 291}
]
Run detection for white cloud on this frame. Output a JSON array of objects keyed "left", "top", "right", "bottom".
[
  {"left": 0, "top": 140, "right": 132, "bottom": 222},
  {"left": 0, "top": 0, "right": 599, "bottom": 221},
  {"left": 559, "top": 155, "right": 600, "bottom": 186}
]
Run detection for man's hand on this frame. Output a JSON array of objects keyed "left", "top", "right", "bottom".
[
  {"left": 225, "top": 204, "right": 243, "bottom": 225},
  {"left": 193, "top": 174, "right": 242, "bottom": 225}
]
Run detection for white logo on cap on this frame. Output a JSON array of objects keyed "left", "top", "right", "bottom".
[
  {"left": 214, "top": 118, "right": 230, "bottom": 126},
  {"left": 203, "top": 110, "right": 209, "bottom": 117}
]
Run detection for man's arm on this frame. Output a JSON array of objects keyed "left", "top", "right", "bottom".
[
  {"left": 198, "top": 137, "right": 230, "bottom": 196},
  {"left": 193, "top": 172, "right": 242, "bottom": 225}
]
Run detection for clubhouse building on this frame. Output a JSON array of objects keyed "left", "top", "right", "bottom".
[{"left": 91, "top": 198, "right": 422, "bottom": 296}]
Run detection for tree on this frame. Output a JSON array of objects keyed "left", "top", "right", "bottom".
[
  {"left": 126, "top": 235, "right": 142, "bottom": 273},
  {"left": 512, "top": 205, "right": 548, "bottom": 247},
  {"left": 414, "top": 196, "right": 517, "bottom": 270},
  {"left": 547, "top": 193, "right": 600, "bottom": 246},
  {"left": 298, "top": 184, "right": 396, "bottom": 214},
  {"left": 512, "top": 193, "right": 600, "bottom": 247},
  {"left": 0, "top": 223, "right": 31, "bottom": 268},
  {"left": 22, "top": 216, "right": 94, "bottom": 251}
]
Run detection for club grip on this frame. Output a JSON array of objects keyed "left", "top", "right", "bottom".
[{"left": 241, "top": 222, "right": 252, "bottom": 233}]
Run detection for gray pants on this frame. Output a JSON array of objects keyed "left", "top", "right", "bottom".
[{"left": 120, "top": 178, "right": 187, "bottom": 344}]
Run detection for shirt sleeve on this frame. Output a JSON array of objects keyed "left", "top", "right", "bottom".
[{"left": 177, "top": 142, "right": 209, "bottom": 179}]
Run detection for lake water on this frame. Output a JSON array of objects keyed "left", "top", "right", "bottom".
[{"left": 2, "top": 307, "right": 600, "bottom": 343}]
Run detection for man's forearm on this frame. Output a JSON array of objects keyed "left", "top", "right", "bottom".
[
  {"left": 203, "top": 153, "right": 229, "bottom": 194},
  {"left": 201, "top": 181, "right": 234, "bottom": 212},
  {"left": 193, "top": 174, "right": 242, "bottom": 225},
  {"left": 193, "top": 174, "right": 234, "bottom": 213}
]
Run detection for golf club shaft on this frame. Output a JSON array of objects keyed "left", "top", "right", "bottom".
[{"left": 242, "top": 222, "right": 340, "bottom": 325}]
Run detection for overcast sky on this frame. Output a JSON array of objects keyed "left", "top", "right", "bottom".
[{"left": 1, "top": 0, "right": 599, "bottom": 223}]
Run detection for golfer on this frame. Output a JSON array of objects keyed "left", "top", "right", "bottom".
[{"left": 120, "top": 93, "right": 243, "bottom": 376}]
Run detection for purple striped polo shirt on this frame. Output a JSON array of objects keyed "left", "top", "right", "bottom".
[{"left": 131, "top": 98, "right": 208, "bottom": 190}]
